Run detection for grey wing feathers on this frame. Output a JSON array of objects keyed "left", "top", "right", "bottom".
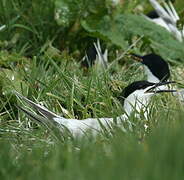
[
  {"left": 14, "top": 91, "right": 60, "bottom": 119},
  {"left": 16, "top": 104, "right": 51, "bottom": 127},
  {"left": 16, "top": 105, "right": 71, "bottom": 141},
  {"left": 149, "top": 0, "right": 183, "bottom": 42}
]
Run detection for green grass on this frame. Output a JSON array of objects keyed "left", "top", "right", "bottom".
[
  {"left": 1, "top": 114, "right": 184, "bottom": 180},
  {"left": 1, "top": 51, "right": 184, "bottom": 179},
  {"left": 1, "top": 0, "right": 184, "bottom": 179}
]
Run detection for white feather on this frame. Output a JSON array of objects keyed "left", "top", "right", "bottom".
[
  {"left": 15, "top": 88, "right": 156, "bottom": 137},
  {"left": 149, "top": 0, "right": 183, "bottom": 41}
]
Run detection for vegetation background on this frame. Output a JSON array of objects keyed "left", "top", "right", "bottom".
[{"left": 0, "top": 0, "right": 184, "bottom": 179}]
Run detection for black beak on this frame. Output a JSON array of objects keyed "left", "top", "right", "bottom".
[
  {"left": 129, "top": 53, "right": 143, "bottom": 62},
  {"left": 146, "top": 81, "right": 177, "bottom": 93}
]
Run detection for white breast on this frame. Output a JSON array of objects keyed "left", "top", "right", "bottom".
[
  {"left": 123, "top": 89, "right": 152, "bottom": 119},
  {"left": 144, "top": 66, "right": 160, "bottom": 83}
]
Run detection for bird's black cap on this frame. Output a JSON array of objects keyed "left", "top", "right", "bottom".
[
  {"left": 118, "top": 80, "right": 176, "bottom": 105},
  {"left": 82, "top": 45, "right": 97, "bottom": 68},
  {"left": 131, "top": 53, "right": 170, "bottom": 82},
  {"left": 142, "top": 54, "right": 170, "bottom": 82},
  {"left": 146, "top": 10, "right": 159, "bottom": 19},
  {"left": 119, "top": 80, "right": 155, "bottom": 101}
]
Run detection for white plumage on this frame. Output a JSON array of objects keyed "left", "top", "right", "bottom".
[
  {"left": 148, "top": 0, "right": 183, "bottom": 42},
  {"left": 15, "top": 81, "right": 176, "bottom": 137}
]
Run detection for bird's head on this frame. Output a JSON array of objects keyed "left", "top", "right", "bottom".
[
  {"left": 130, "top": 53, "right": 170, "bottom": 83},
  {"left": 146, "top": 10, "right": 160, "bottom": 19},
  {"left": 119, "top": 80, "right": 176, "bottom": 117}
]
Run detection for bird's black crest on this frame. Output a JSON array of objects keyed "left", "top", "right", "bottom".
[
  {"left": 119, "top": 81, "right": 155, "bottom": 101},
  {"left": 142, "top": 53, "right": 170, "bottom": 82},
  {"left": 81, "top": 42, "right": 105, "bottom": 68},
  {"left": 147, "top": 0, "right": 175, "bottom": 19},
  {"left": 82, "top": 45, "right": 97, "bottom": 68},
  {"left": 146, "top": 10, "right": 159, "bottom": 19}
]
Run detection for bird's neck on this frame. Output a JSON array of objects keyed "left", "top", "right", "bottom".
[
  {"left": 123, "top": 93, "right": 152, "bottom": 119},
  {"left": 144, "top": 66, "right": 160, "bottom": 83}
]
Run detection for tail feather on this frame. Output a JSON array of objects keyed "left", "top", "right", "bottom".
[
  {"left": 93, "top": 39, "right": 108, "bottom": 69},
  {"left": 16, "top": 104, "right": 69, "bottom": 141},
  {"left": 149, "top": 0, "right": 174, "bottom": 24},
  {"left": 163, "top": 1, "right": 179, "bottom": 22},
  {"left": 14, "top": 91, "right": 84, "bottom": 138},
  {"left": 149, "top": 0, "right": 183, "bottom": 41},
  {"left": 16, "top": 104, "right": 50, "bottom": 127},
  {"left": 14, "top": 91, "right": 60, "bottom": 119}
]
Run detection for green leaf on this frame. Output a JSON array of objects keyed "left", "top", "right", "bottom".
[
  {"left": 82, "top": 13, "right": 184, "bottom": 61},
  {"left": 54, "top": 0, "right": 108, "bottom": 27},
  {"left": 81, "top": 15, "right": 129, "bottom": 48}
]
